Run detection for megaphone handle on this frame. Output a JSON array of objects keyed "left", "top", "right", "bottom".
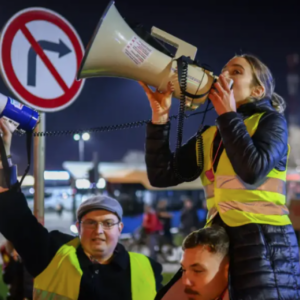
[
  {"left": 151, "top": 27, "right": 197, "bottom": 60},
  {"left": 19, "top": 131, "right": 32, "bottom": 188}
]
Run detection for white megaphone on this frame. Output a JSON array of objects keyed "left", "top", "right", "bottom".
[{"left": 77, "top": 1, "right": 221, "bottom": 110}]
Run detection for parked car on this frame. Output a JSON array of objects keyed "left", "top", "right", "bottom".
[{"left": 23, "top": 187, "right": 74, "bottom": 212}]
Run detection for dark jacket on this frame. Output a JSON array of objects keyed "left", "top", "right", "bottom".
[
  {"left": 145, "top": 99, "right": 300, "bottom": 299},
  {"left": 145, "top": 98, "right": 288, "bottom": 187},
  {"left": 0, "top": 186, "right": 163, "bottom": 300},
  {"left": 180, "top": 208, "right": 200, "bottom": 235}
]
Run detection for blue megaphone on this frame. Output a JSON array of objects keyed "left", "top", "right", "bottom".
[{"left": 0, "top": 93, "right": 39, "bottom": 134}]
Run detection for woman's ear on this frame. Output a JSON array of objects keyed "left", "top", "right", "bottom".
[{"left": 251, "top": 85, "right": 265, "bottom": 98}]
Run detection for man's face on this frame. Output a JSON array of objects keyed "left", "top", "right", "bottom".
[
  {"left": 181, "top": 245, "right": 229, "bottom": 300},
  {"left": 77, "top": 210, "right": 123, "bottom": 261}
]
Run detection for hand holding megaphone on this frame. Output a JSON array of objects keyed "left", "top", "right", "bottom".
[
  {"left": 0, "top": 119, "right": 12, "bottom": 156},
  {"left": 208, "top": 72, "right": 236, "bottom": 116},
  {"left": 0, "top": 93, "right": 39, "bottom": 134},
  {"left": 139, "top": 74, "right": 177, "bottom": 125}
]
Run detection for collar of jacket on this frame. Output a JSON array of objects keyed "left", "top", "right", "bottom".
[
  {"left": 76, "top": 242, "right": 129, "bottom": 271},
  {"left": 236, "top": 98, "right": 276, "bottom": 117}
]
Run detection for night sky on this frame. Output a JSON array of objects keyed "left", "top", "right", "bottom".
[{"left": 0, "top": 0, "right": 299, "bottom": 173}]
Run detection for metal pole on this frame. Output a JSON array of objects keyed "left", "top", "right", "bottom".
[
  {"left": 79, "top": 138, "right": 84, "bottom": 161},
  {"left": 71, "top": 176, "right": 77, "bottom": 222},
  {"left": 93, "top": 151, "right": 99, "bottom": 194},
  {"left": 34, "top": 112, "right": 46, "bottom": 225}
]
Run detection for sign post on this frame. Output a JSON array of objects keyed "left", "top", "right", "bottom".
[
  {"left": 0, "top": 7, "right": 85, "bottom": 224},
  {"left": 33, "top": 113, "right": 46, "bottom": 225}
]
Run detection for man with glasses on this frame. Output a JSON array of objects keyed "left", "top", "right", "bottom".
[{"left": 0, "top": 119, "right": 163, "bottom": 300}]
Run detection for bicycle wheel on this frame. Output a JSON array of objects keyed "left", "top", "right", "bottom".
[
  {"left": 160, "top": 244, "right": 183, "bottom": 264},
  {"left": 128, "top": 241, "right": 151, "bottom": 257}
]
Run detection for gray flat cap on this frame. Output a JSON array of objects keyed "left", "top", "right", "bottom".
[{"left": 77, "top": 195, "right": 123, "bottom": 221}]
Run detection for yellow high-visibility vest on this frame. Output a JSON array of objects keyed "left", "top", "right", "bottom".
[
  {"left": 198, "top": 112, "right": 291, "bottom": 227},
  {"left": 33, "top": 238, "right": 157, "bottom": 300}
]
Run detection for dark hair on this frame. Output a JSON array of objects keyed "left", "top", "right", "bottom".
[
  {"left": 237, "top": 54, "right": 286, "bottom": 114},
  {"left": 182, "top": 225, "right": 229, "bottom": 257}
]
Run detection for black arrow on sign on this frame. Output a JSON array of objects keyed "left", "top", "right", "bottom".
[{"left": 27, "top": 39, "right": 72, "bottom": 87}]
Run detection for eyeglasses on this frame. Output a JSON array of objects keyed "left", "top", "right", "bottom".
[{"left": 80, "top": 219, "right": 120, "bottom": 230}]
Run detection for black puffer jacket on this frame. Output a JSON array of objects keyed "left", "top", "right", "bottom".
[
  {"left": 145, "top": 99, "right": 300, "bottom": 300},
  {"left": 145, "top": 98, "right": 288, "bottom": 188}
]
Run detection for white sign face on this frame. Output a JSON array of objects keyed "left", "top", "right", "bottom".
[{"left": 0, "top": 7, "right": 85, "bottom": 112}]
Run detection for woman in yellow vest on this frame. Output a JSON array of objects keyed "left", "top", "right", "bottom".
[{"left": 140, "top": 54, "right": 300, "bottom": 300}]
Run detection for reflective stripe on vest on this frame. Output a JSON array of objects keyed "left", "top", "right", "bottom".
[
  {"left": 33, "top": 289, "right": 71, "bottom": 300},
  {"left": 199, "top": 112, "right": 291, "bottom": 227},
  {"left": 204, "top": 176, "right": 288, "bottom": 224},
  {"left": 33, "top": 238, "right": 157, "bottom": 300},
  {"left": 204, "top": 176, "right": 286, "bottom": 198},
  {"left": 217, "top": 200, "right": 289, "bottom": 215},
  {"left": 204, "top": 183, "right": 214, "bottom": 199}
]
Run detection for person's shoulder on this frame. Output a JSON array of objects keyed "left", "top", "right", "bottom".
[
  {"left": 49, "top": 230, "right": 76, "bottom": 245},
  {"left": 259, "top": 109, "right": 286, "bottom": 119},
  {"left": 257, "top": 110, "right": 287, "bottom": 128},
  {"left": 146, "top": 256, "right": 163, "bottom": 272},
  {"left": 126, "top": 249, "right": 162, "bottom": 271}
]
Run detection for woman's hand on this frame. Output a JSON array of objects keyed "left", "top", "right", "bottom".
[
  {"left": 209, "top": 73, "right": 236, "bottom": 116},
  {"left": 0, "top": 118, "right": 13, "bottom": 156},
  {"left": 138, "top": 78, "right": 175, "bottom": 124}
]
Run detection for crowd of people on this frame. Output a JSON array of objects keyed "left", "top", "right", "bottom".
[{"left": 141, "top": 197, "right": 204, "bottom": 261}]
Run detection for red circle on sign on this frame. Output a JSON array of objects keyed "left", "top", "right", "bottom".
[{"left": 0, "top": 8, "right": 85, "bottom": 112}]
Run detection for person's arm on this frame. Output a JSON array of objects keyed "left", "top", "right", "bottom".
[
  {"left": 148, "top": 257, "right": 163, "bottom": 291},
  {"left": 142, "top": 214, "right": 150, "bottom": 229},
  {"left": 0, "top": 187, "right": 73, "bottom": 278},
  {"left": 0, "top": 120, "right": 70, "bottom": 278},
  {"left": 158, "top": 211, "right": 172, "bottom": 218},
  {"left": 145, "top": 122, "right": 209, "bottom": 187},
  {"left": 139, "top": 79, "right": 209, "bottom": 188},
  {"left": 143, "top": 213, "right": 157, "bottom": 231},
  {"left": 216, "top": 111, "right": 288, "bottom": 185}
]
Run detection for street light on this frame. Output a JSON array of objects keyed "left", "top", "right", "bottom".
[
  {"left": 82, "top": 132, "right": 90, "bottom": 141},
  {"left": 73, "top": 132, "right": 90, "bottom": 161},
  {"left": 73, "top": 134, "right": 80, "bottom": 141}
]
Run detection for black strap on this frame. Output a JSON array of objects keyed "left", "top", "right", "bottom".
[
  {"left": 19, "top": 131, "right": 32, "bottom": 187},
  {"left": 0, "top": 130, "right": 32, "bottom": 190},
  {"left": 0, "top": 135, "right": 11, "bottom": 188},
  {"left": 176, "top": 56, "right": 213, "bottom": 99}
]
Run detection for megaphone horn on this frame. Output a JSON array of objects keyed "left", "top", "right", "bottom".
[{"left": 77, "top": 1, "right": 217, "bottom": 110}]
